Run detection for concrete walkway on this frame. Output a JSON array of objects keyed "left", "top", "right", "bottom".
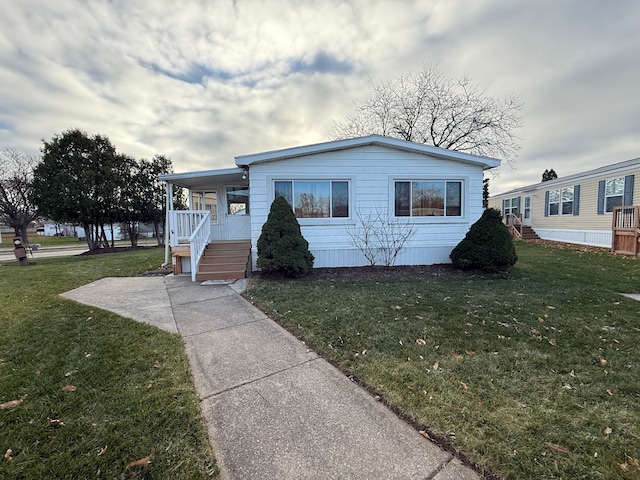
[{"left": 62, "top": 275, "right": 480, "bottom": 480}]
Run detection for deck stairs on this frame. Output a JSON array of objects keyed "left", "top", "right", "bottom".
[
  {"left": 195, "top": 240, "right": 252, "bottom": 281},
  {"left": 520, "top": 226, "right": 540, "bottom": 240}
]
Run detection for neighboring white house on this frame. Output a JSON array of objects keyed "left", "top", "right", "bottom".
[
  {"left": 489, "top": 157, "right": 639, "bottom": 248},
  {"left": 160, "top": 135, "right": 500, "bottom": 280}
]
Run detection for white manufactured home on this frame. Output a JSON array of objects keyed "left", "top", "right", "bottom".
[
  {"left": 489, "top": 157, "right": 640, "bottom": 252},
  {"left": 161, "top": 135, "right": 500, "bottom": 281}
]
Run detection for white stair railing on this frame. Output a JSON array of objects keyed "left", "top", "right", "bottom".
[{"left": 189, "top": 212, "right": 211, "bottom": 282}]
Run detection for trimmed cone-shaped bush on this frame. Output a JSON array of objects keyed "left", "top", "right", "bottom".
[
  {"left": 257, "top": 196, "right": 314, "bottom": 278},
  {"left": 450, "top": 208, "right": 517, "bottom": 271}
]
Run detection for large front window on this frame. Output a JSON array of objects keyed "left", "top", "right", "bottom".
[
  {"left": 395, "top": 180, "right": 462, "bottom": 217},
  {"left": 274, "top": 180, "right": 349, "bottom": 218}
]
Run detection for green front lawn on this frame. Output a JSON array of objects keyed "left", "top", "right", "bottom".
[
  {"left": 246, "top": 242, "right": 640, "bottom": 479},
  {"left": 0, "top": 249, "right": 217, "bottom": 479}
]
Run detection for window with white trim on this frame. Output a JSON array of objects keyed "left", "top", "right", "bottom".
[
  {"left": 561, "top": 187, "right": 574, "bottom": 214},
  {"left": 394, "top": 180, "right": 462, "bottom": 217},
  {"left": 274, "top": 180, "right": 349, "bottom": 218},
  {"left": 605, "top": 177, "right": 624, "bottom": 212},
  {"left": 504, "top": 197, "right": 520, "bottom": 216},
  {"left": 547, "top": 187, "right": 575, "bottom": 216},
  {"left": 191, "top": 191, "right": 218, "bottom": 224},
  {"left": 548, "top": 189, "right": 560, "bottom": 215}
]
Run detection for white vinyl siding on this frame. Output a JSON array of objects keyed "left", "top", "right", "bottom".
[{"left": 249, "top": 144, "right": 485, "bottom": 268}]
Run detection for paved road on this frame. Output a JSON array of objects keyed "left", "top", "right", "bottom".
[{"left": 0, "top": 245, "right": 89, "bottom": 263}]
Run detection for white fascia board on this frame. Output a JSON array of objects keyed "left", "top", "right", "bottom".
[
  {"left": 159, "top": 167, "right": 244, "bottom": 189},
  {"left": 493, "top": 156, "right": 640, "bottom": 197}
]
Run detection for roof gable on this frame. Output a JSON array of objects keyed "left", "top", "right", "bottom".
[{"left": 235, "top": 135, "right": 501, "bottom": 170}]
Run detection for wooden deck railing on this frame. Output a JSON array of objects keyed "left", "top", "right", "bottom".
[
  {"left": 504, "top": 213, "right": 523, "bottom": 240},
  {"left": 612, "top": 206, "right": 640, "bottom": 256}
]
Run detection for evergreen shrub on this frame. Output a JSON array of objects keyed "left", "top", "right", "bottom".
[
  {"left": 450, "top": 207, "right": 517, "bottom": 271},
  {"left": 257, "top": 196, "right": 314, "bottom": 278}
]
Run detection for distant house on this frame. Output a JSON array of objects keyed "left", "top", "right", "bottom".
[
  {"left": 160, "top": 135, "right": 500, "bottom": 281},
  {"left": 489, "top": 157, "right": 639, "bottom": 249}
]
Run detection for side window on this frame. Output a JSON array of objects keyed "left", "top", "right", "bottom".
[
  {"left": 191, "top": 191, "right": 218, "bottom": 224},
  {"left": 394, "top": 180, "right": 462, "bottom": 217}
]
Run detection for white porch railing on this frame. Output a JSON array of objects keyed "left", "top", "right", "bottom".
[
  {"left": 168, "top": 210, "right": 211, "bottom": 281},
  {"left": 169, "top": 210, "right": 210, "bottom": 246},
  {"left": 189, "top": 211, "right": 211, "bottom": 282}
]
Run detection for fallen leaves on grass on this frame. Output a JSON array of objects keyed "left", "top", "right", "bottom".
[
  {"left": 97, "top": 446, "right": 107, "bottom": 457},
  {"left": 599, "top": 356, "right": 608, "bottom": 366},
  {"left": 61, "top": 385, "right": 77, "bottom": 392},
  {"left": 604, "top": 427, "right": 612, "bottom": 437},
  {"left": 548, "top": 338, "right": 557, "bottom": 346},
  {"left": 627, "top": 455, "right": 640, "bottom": 471},
  {"left": 419, "top": 430, "right": 431, "bottom": 440},
  {"left": 546, "top": 442, "right": 568, "bottom": 453},
  {"left": 450, "top": 352, "right": 462, "bottom": 360},
  {"left": 460, "top": 381, "right": 469, "bottom": 390},
  {"left": 47, "top": 417, "right": 64, "bottom": 427},
  {"left": 126, "top": 455, "right": 152, "bottom": 469},
  {"left": 153, "top": 360, "right": 160, "bottom": 368},
  {"left": 415, "top": 338, "right": 426, "bottom": 345},
  {"left": 64, "top": 370, "right": 76, "bottom": 377},
  {"left": 4, "top": 449, "right": 12, "bottom": 462},
  {"left": 0, "top": 399, "right": 23, "bottom": 410}
]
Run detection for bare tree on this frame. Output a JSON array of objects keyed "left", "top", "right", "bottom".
[
  {"left": 0, "top": 147, "right": 40, "bottom": 243},
  {"left": 332, "top": 64, "right": 523, "bottom": 165},
  {"left": 346, "top": 206, "right": 415, "bottom": 266}
]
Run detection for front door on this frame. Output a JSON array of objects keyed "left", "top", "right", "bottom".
[
  {"left": 523, "top": 196, "right": 532, "bottom": 226},
  {"left": 223, "top": 186, "right": 250, "bottom": 240}
]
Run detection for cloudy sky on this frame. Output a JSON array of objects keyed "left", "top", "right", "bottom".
[{"left": 1, "top": 0, "right": 638, "bottom": 193}]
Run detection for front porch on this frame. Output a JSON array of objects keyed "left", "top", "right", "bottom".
[
  {"left": 160, "top": 167, "right": 252, "bottom": 281},
  {"left": 504, "top": 213, "right": 540, "bottom": 241}
]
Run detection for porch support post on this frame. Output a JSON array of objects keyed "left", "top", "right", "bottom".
[{"left": 163, "top": 182, "right": 173, "bottom": 267}]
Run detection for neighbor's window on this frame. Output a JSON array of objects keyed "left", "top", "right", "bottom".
[
  {"left": 395, "top": 180, "right": 462, "bottom": 217},
  {"left": 605, "top": 177, "right": 624, "bottom": 212},
  {"left": 504, "top": 197, "right": 520, "bottom": 216},
  {"left": 274, "top": 180, "right": 349, "bottom": 218},
  {"left": 548, "top": 189, "right": 560, "bottom": 216},
  {"left": 561, "top": 187, "right": 574, "bottom": 214}
]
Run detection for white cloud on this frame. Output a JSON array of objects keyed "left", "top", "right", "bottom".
[{"left": 1, "top": 0, "right": 638, "bottom": 194}]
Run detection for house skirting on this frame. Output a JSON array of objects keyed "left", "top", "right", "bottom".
[
  {"left": 251, "top": 244, "right": 455, "bottom": 270},
  {"left": 534, "top": 229, "right": 612, "bottom": 248}
]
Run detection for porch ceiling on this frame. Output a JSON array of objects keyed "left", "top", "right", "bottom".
[{"left": 160, "top": 167, "right": 245, "bottom": 189}]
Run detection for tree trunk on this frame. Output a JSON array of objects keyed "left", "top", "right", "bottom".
[
  {"left": 153, "top": 221, "right": 163, "bottom": 246},
  {"left": 13, "top": 225, "right": 29, "bottom": 244},
  {"left": 83, "top": 222, "right": 96, "bottom": 250}
]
